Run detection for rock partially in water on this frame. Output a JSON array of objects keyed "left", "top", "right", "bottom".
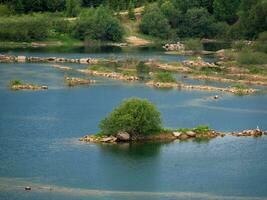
[
  {"left": 231, "top": 129, "right": 265, "bottom": 137},
  {"left": 186, "top": 131, "right": 197, "bottom": 137},
  {"left": 116, "top": 132, "right": 130, "bottom": 141},
  {"left": 172, "top": 132, "right": 182, "bottom": 138},
  {"left": 11, "top": 84, "right": 48, "bottom": 91}
]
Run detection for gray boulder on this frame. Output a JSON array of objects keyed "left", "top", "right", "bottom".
[{"left": 116, "top": 132, "right": 130, "bottom": 141}]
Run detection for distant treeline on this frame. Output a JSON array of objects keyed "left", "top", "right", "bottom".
[
  {"left": 0, "top": 0, "right": 266, "bottom": 42},
  {"left": 140, "top": 0, "right": 267, "bottom": 40},
  {"left": 0, "top": 0, "right": 156, "bottom": 12}
]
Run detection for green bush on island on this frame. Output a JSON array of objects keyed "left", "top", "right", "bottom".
[
  {"left": 99, "top": 98, "right": 162, "bottom": 136},
  {"left": 10, "top": 80, "right": 23, "bottom": 86},
  {"left": 154, "top": 72, "right": 176, "bottom": 83}
]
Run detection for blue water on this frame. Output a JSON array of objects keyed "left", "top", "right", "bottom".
[{"left": 0, "top": 50, "right": 267, "bottom": 200}]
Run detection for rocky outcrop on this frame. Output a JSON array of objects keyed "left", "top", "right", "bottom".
[
  {"left": 116, "top": 132, "right": 130, "bottom": 141},
  {"left": 146, "top": 81, "right": 256, "bottom": 95},
  {"left": 172, "top": 130, "right": 225, "bottom": 140},
  {"left": 182, "top": 57, "right": 216, "bottom": 68},
  {"left": 65, "top": 77, "right": 96, "bottom": 87},
  {"left": 11, "top": 84, "right": 48, "bottom": 91},
  {"left": 77, "top": 69, "right": 139, "bottom": 81},
  {"left": 231, "top": 129, "right": 266, "bottom": 137},
  {"left": 163, "top": 42, "right": 185, "bottom": 51},
  {"left": 146, "top": 61, "right": 193, "bottom": 73},
  {"left": 0, "top": 54, "right": 98, "bottom": 64}
]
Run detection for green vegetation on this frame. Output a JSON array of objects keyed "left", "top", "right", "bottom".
[
  {"left": 237, "top": 51, "right": 267, "bottom": 65},
  {"left": 10, "top": 80, "right": 23, "bottom": 86},
  {"left": 66, "top": 0, "right": 81, "bottom": 17},
  {"left": 0, "top": 0, "right": 266, "bottom": 50},
  {"left": 154, "top": 72, "right": 176, "bottom": 83},
  {"left": 89, "top": 65, "right": 113, "bottom": 72},
  {"left": 177, "top": 125, "right": 211, "bottom": 134},
  {"left": 184, "top": 38, "right": 203, "bottom": 51},
  {"left": 99, "top": 98, "right": 162, "bottom": 136},
  {"left": 74, "top": 6, "right": 123, "bottom": 42},
  {"left": 232, "top": 84, "right": 249, "bottom": 90},
  {"left": 0, "top": 14, "right": 52, "bottom": 41}
]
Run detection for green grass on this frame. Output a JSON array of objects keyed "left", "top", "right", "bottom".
[
  {"left": 89, "top": 65, "right": 113, "bottom": 73},
  {"left": 231, "top": 83, "right": 249, "bottom": 90},
  {"left": 154, "top": 72, "right": 176, "bottom": 83},
  {"left": 237, "top": 50, "right": 267, "bottom": 65},
  {"left": 176, "top": 125, "right": 211, "bottom": 134},
  {"left": 10, "top": 80, "right": 23, "bottom": 86}
]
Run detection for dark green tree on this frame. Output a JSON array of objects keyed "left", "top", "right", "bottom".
[
  {"left": 66, "top": 0, "right": 81, "bottom": 17},
  {"left": 213, "top": 0, "right": 240, "bottom": 24},
  {"left": 139, "top": 4, "right": 171, "bottom": 38}
]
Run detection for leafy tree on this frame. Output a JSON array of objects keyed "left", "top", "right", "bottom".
[
  {"left": 74, "top": 6, "right": 124, "bottom": 41},
  {"left": 160, "top": 0, "right": 182, "bottom": 28},
  {"left": 66, "top": 0, "right": 81, "bottom": 17},
  {"left": 179, "top": 8, "right": 216, "bottom": 38},
  {"left": 139, "top": 4, "right": 171, "bottom": 38},
  {"left": 99, "top": 98, "right": 162, "bottom": 136},
  {"left": 213, "top": 0, "right": 240, "bottom": 24},
  {"left": 128, "top": 0, "right": 135, "bottom": 20}
]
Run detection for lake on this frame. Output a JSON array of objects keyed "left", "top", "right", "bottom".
[{"left": 0, "top": 47, "right": 267, "bottom": 200}]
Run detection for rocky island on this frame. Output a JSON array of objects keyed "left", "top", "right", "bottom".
[{"left": 79, "top": 98, "right": 267, "bottom": 144}]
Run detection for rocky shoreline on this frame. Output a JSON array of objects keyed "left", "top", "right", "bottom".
[
  {"left": 0, "top": 54, "right": 98, "bottom": 64},
  {"left": 146, "top": 81, "right": 257, "bottom": 95},
  {"left": 77, "top": 69, "right": 139, "bottom": 81},
  {"left": 65, "top": 77, "right": 96, "bottom": 86},
  {"left": 11, "top": 84, "right": 48, "bottom": 90},
  {"left": 80, "top": 129, "right": 267, "bottom": 144}
]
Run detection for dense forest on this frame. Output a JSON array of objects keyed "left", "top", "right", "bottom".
[{"left": 0, "top": 0, "right": 266, "bottom": 42}]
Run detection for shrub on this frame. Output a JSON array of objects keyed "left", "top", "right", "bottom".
[
  {"left": 74, "top": 6, "right": 124, "bottom": 42},
  {"left": 154, "top": 72, "right": 176, "bottom": 83},
  {"left": 254, "top": 32, "right": 267, "bottom": 54},
  {"left": 139, "top": 4, "right": 171, "bottom": 39},
  {"left": 0, "top": 14, "right": 51, "bottom": 41},
  {"left": 99, "top": 98, "right": 162, "bottom": 136},
  {"left": 0, "top": 4, "right": 12, "bottom": 16},
  {"left": 237, "top": 50, "right": 267, "bottom": 65},
  {"left": 10, "top": 80, "right": 23, "bottom": 86},
  {"left": 66, "top": 0, "right": 81, "bottom": 17},
  {"left": 184, "top": 38, "right": 203, "bottom": 51},
  {"left": 136, "top": 61, "right": 149, "bottom": 74}
]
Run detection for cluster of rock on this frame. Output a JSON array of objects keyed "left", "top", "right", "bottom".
[
  {"left": 172, "top": 130, "right": 225, "bottom": 140},
  {"left": 80, "top": 132, "right": 131, "bottom": 143},
  {"left": 146, "top": 81, "right": 256, "bottom": 95},
  {"left": 0, "top": 54, "right": 98, "bottom": 64},
  {"left": 65, "top": 77, "right": 96, "bottom": 86},
  {"left": 231, "top": 129, "right": 267, "bottom": 137},
  {"left": 11, "top": 84, "right": 48, "bottom": 90},
  {"left": 182, "top": 57, "right": 216, "bottom": 68},
  {"left": 146, "top": 61, "right": 192, "bottom": 73},
  {"left": 189, "top": 74, "right": 267, "bottom": 87},
  {"left": 77, "top": 69, "right": 139, "bottom": 81},
  {"left": 162, "top": 42, "right": 185, "bottom": 51}
]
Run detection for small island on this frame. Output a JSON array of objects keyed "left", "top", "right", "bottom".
[
  {"left": 9, "top": 80, "right": 48, "bottom": 91},
  {"left": 80, "top": 98, "right": 267, "bottom": 144},
  {"left": 65, "top": 76, "right": 96, "bottom": 87}
]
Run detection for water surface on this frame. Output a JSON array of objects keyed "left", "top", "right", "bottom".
[{"left": 0, "top": 49, "right": 267, "bottom": 200}]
